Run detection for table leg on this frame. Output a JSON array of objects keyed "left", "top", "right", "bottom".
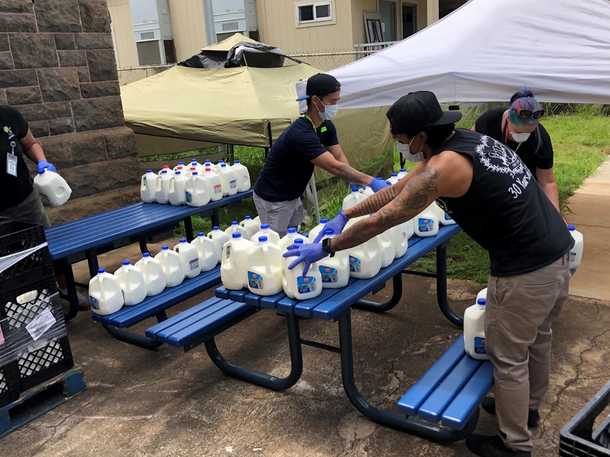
[
  {"left": 85, "top": 250, "right": 99, "bottom": 278},
  {"left": 353, "top": 274, "right": 403, "bottom": 313},
  {"left": 337, "top": 309, "right": 468, "bottom": 443},
  {"left": 139, "top": 239, "right": 149, "bottom": 254},
  {"left": 60, "top": 259, "right": 79, "bottom": 320},
  {"left": 102, "top": 324, "right": 164, "bottom": 350},
  {"left": 210, "top": 209, "right": 220, "bottom": 228},
  {"left": 184, "top": 217, "right": 194, "bottom": 242},
  {"left": 435, "top": 245, "right": 463, "bottom": 328}
]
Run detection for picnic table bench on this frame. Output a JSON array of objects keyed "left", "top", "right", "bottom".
[
  {"left": 143, "top": 224, "right": 494, "bottom": 442},
  {"left": 45, "top": 190, "right": 253, "bottom": 319}
]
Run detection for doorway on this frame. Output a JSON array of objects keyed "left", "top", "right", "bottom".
[
  {"left": 402, "top": 3, "right": 417, "bottom": 38},
  {"left": 379, "top": 0, "right": 397, "bottom": 42}
]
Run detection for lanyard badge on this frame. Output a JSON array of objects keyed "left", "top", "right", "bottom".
[{"left": 4, "top": 126, "right": 18, "bottom": 177}]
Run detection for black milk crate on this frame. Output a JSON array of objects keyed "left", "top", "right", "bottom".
[
  {"left": 560, "top": 381, "right": 610, "bottom": 456},
  {"left": 0, "top": 218, "right": 54, "bottom": 288},
  {"left": 0, "top": 277, "right": 73, "bottom": 407}
]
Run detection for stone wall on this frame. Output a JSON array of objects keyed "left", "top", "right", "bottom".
[{"left": 0, "top": 0, "right": 139, "bottom": 224}]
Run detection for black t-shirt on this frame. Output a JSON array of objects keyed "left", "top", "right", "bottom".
[
  {"left": 475, "top": 108, "right": 554, "bottom": 177},
  {"left": 436, "top": 129, "right": 573, "bottom": 277},
  {"left": 254, "top": 117, "right": 338, "bottom": 202},
  {"left": 0, "top": 106, "right": 31, "bottom": 211}
]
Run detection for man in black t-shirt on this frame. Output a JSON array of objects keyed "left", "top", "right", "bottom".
[
  {"left": 286, "top": 92, "right": 572, "bottom": 457},
  {"left": 475, "top": 89, "right": 559, "bottom": 210},
  {"left": 0, "top": 105, "right": 56, "bottom": 227},
  {"left": 253, "top": 73, "right": 389, "bottom": 236}
]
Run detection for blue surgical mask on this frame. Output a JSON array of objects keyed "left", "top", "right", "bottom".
[{"left": 323, "top": 104, "right": 338, "bottom": 120}]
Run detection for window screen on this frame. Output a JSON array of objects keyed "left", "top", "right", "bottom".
[
  {"left": 299, "top": 5, "right": 314, "bottom": 21},
  {"left": 137, "top": 41, "right": 161, "bottom": 66},
  {"left": 315, "top": 4, "right": 330, "bottom": 18}
]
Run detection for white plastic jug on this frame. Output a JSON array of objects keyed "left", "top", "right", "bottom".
[
  {"left": 342, "top": 185, "right": 367, "bottom": 211},
  {"left": 282, "top": 240, "right": 301, "bottom": 296},
  {"left": 156, "top": 169, "right": 172, "bottom": 204},
  {"left": 404, "top": 218, "right": 415, "bottom": 240},
  {"left": 430, "top": 201, "right": 456, "bottom": 226},
  {"left": 253, "top": 215, "right": 261, "bottom": 228},
  {"left": 203, "top": 166, "right": 223, "bottom": 201},
  {"left": 33, "top": 169, "right": 72, "bottom": 207},
  {"left": 387, "top": 172, "right": 400, "bottom": 186},
  {"left": 464, "top": 298, "right": 489, "bottom": 360},
  {"left": 182, "top": 166, "right": 197, "bottom": 178},
  {"left": 203, "top": 160, "right": 218, "bottom": 173},
  {"left": 308, "top": 218, "right": 329, "bottom": 242},
  {"left": 185, "top": 172, "right": 211, "bottom": 207},
  {"left": 567, "top": 224, "right": 583, "bottom": 274},
  {"left": 279, "top": 227, "right": 308, "bottom": 252},
  {"left": 135, "top": 252, "right": 166, "bottom": 296},
  {"left": 221, "top": 232, "right": 254, "bottom": 290},
  {"left": 174, "top": 239, "right": 200, "bottom": 279},
  {"left": 114, "top": 259, "right": 147, "bottom": 306},
  {"left": 173, "top": 161, "right": 186, "bottom": 173},
  {"left": 397, "top": 168, "right": 408, "bottom": 180},
  {"left": 191, "top": 232, "right": 219, "bottom": 272},
  {"left": 415, "top": 206, "right": 440, "bottom": 237},
  {"left": 240, "top": 215, "right": 260, "bottom": 239},
  {"left": 476, "top": 287, "right": 487, "bottom": 304},
  {"left": 317, "top": 229, "right": 350, "bottom": 289},
  {"left": 208, "top": 226, "right": 230, "bottom": 260},
  {"left": 168, "top": 171, "right": 188, "bottom": 206},
  {"left": 218, "top": 162, "right": 238, "bottom": 196},
  {"left": 88, "top": 268, "right": 124, "bottom": 315},
  {"left": 159, "top": 164, "right": 173, "bottom": 175},
  {"left": 225, "top": 220, "right": 248, "bottom": 238},
  {"left": 189, "top": 159, "right": 202, "bottom": 174},
  {"left": 155, "top": 245, "right": 185, "bottom": 287},
  {"left": 247, "top": 236, "right": 283, "bottom": 296},
  {"left": 251, "top": 223, "right": 280, "bottom": 245},
  {"left": 140, "top": 169, "right": 158, "bottom": 203},
  {"left": 389, "top": 223, "right": 409, "bottom": 259},
  {"left": 231, "top": 160, "right": 251, "bottom": 192},
  {"left": 344, "top": 218, "right": 383, "bottom": 279},
  {"left": 377, "top": 229, "right": 395, "bottom": 268}
]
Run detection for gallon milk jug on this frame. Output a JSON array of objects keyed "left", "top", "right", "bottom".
[
  {"left": 308, "top": 218, "right": 329, "bottom": 242},
  {"left": 430, "top": 201, "right": 455, "bottom": 225},
  {"left": 221, "top": 232, "right": 254, "bottom": 290},
  {"left": 140, "top": 169, "right": 158, "bottom": 203},
  {"left": 203, "top": 166, "right": 223, "bottom": 201},
  {"left": 247, "top": 236, "right": 283, "bottom": 296},
  {"left": 204, "top": 160, "right": 218, "bottom": 172},
  {"left": 156, "top": 169, "right": 172, "bottom": 204},
  {"left": 476, "top": 287, "right": 487, "bottom": 304},
  {"left": 208, "top": 226, "right": 230, "bottom": 259},
  {"left": 252, "top": 216, "right": 261, "bottom": 229},
  {"left": 282, "top": 241, "right": 323, "bottom": 300},
  {"left": 567, "top": 224, "right": 584, "bottom": 274},
  {"left": 191, "top": 232, "right": 219, "bottom": 272},
  {"left": 173, "top": 161, "right": 185, "bottom": 173},
  {"left": 218, "top": 162, "right": 238, "bottom": 196},
  {"left": 415, "top": 205, "right": 440, "bottom": 237},
  {"left": 282, "top": 241, "right": 301, "bottom": 297},
  {"left": 33, "top": 169, "right": 72, "bottom": 207},
  {"left": 225, "top": 220, "right": 248, "bottom": 237},
  {"left": 345, "top": 218, "right": 383, "bottom": 279},
  {"left": 404, "top": 218, "right": 415, "bottom": 240},
  {"left": 317, "top": 229, "right": 350, "bottom": 289},
  {"left": 397, "top": 168, "right": 408, "bottom": 179},
  {"left": 464, "top": 298, "right": 489, "bottom": 360},
  {"left": 155, "top": 245, "right": 185, "bottom": 287},
  {"left": 377, "top": 229, "right": 395, "bottom": 268},
  {"left": 279, "top": 227, "right": 308, "bottom": 252},
  {"left": 185, "top": 172, "right": 211, "bottom": 207},
  {"left": 251, "top": 223, "right": 280, "bottom": 245},
  {"left": 135, "top": 252, "right": 166, "bottom": 296},
  {"left": 189, "top": 159, "right": 202, "bottom": 174},
  {"left": 114, "top": 259, "right": 147, "bottom": 306},
  {"left": 240, "top": 215, "right": 259, "bottom": 239},
  {"left": 174, "top": 239, "right": 201, "bottom": 279},
  {"left": 168, "top": 171, "right": 188, "bottom": 206},
  {"left": 389, "top": 222, "right": 409, "bottom": 259},
  {"left": 342, "top": 185, "right": 366, "bottom": 211},
  {"left": 88, "top": 268, "right": 124, "bottom": 315},
  {"left": 232, "top": 160, "right": 251, "bottom": 192},
  {"left": 387, "top": 172, "right": 400, "bottom": 185}
]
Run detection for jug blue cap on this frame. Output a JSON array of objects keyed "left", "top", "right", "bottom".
[
  {"left": 391, "top": 172, "right": 398, "bottom": 176},
  {"left": 477, "top": 298, "right": 486, "bottom": 305},
  {"left": 400, "top": 168, "right": 406, "bottom": 172},
  {"left": 232, "top": 232, "right": 241, "bottom": 238},
  {"left": 235, "top": 160, "right": 241, "bottom": 164},
  {"left": 218, "top": 160, "right": 225, "bottom": 163},
  {"left": 204, "top": 160, "right": 211, "bottom": 164},
  {"left": 232, "top": 220, "right": 238, "bottom": 225},
  {"left": 122, "top": 259, "right": 130, "bottom": 265},
  {"left": 294, "top": 239, "right": 304, "bottom": 244},
  {"left": 244, "top": 215, "right": 252, "bottom": 219},
  {"left": 160, "top": 170, "right": 167, "bottom": 174},
  {"left": 350, "top": 184, "right": 359, "bottom": 192},
  {"left": 192, "top": 171, "right": 198, "bottom": 176},
  {"left": 178, "top": 161, "right": 184, "bottom": 164},
  {"left": 98, "top": 268, "right": 106, "bottom": 273},
  {"left": 180, "top": 239, "right": 187, "bottom": 243},
  {"left": 220, "top": 163, "right": 226, "bottom": 167},
  {"left": 261, "top": 223, "right": 270, "bottom": 229},
  {"left": 146, "top": 168, "right": 153, "bottom": 172},
  {"left": 175, "top": 171, "right": 181, "bottom": 175},
  {"left": 324, "top": 228, "right": 334, "bottom": 235},
  {"left": 191, "top": 159, "right": 197, "bottom": 163},
  {"left": 39, "top": 168, "right": 47, "bottom": 174},
  {"left": 197, "top": 231, "right": 204, "bottom": 236},
  {"left": 212, "top": 225, "right": 219, "bottom": 230},
  {"left": 162, "top": 244, "right": 169, "bottom": 250},
  {"left": 258, "top": 235, "right": 268, "bottom": 242},
  {"left": 287, "top": 227, "right": 297, "bottom": 233},
  {"left": 143, "top": 252, "right": 150, "bottom": 257},
  {"left": 567, "top": 224, "right": 575, "bottom": 231},
  {"left": 320, "top": 218, "right": 328, "bottom": 224}
]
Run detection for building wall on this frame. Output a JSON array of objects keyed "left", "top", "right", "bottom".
[
  {"left": 0, "top": 0, "right": 139, "bottom": 223},
  {"left": 108, "top": 0, "right": 138, "bottom": 69},
  {"left": 167, "top": 0, "right": 208, "bottom": 62},
  {"left": 351, "top": 0, "right": 377, "bottom": 45}
]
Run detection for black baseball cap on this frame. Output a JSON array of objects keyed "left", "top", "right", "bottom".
[
  {"left": 306, "top": 73, "right": 341, "bottom": 98},
  {"left": 386, "top": 91, "right": 462, "bottom": 137}
]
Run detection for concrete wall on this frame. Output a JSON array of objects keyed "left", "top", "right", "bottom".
[{"left": 0, "top": 0, "right": 139, "bottom": 223}]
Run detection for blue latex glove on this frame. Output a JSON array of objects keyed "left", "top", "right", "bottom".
[
  {"left": 283, "top": 242, "right": 328, "bottom": 275},
  {"left": 313, "top": 210, "right": 348, "bottom": 243},
  {"left": 370, "top": 177, "right": 390, "bottom": 192},
  {"left": 37, "top": 160, "right": 56, "bottom": 173}
]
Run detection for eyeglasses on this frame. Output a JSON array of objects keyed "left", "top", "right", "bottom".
[{"left": 517, "top": 109, "right": 544, "bottom": 120}]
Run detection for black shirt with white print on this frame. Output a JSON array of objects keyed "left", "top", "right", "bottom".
[{"left": 436, "top": 129, "right": 573, "bottom": 277}]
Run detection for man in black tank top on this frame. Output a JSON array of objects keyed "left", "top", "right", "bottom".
[{"left": 285, "top": 92, "right": 573, "bottom": 457}]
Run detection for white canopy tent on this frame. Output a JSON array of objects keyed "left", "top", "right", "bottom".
[{"left": 332, "top": 0, "right": 610, "bottom": 108}]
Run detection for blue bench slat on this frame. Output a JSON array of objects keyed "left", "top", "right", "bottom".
[
  {"left": 147, "top": 299, "right": 237, "bottom": 341},
  {"left": 92, "top": 267, "right": 221, "bottom": 327},
  {"left": 244, "top": 292, "right": 264, "bottom": 307},
  {"left": 292, "top": 287, "right": 346, "bottom": 318},
  {"left": 417, "top": 354, "right": 482, "bottom": 423},
  {"left": 215, "top": 287, "right": 230, "bottom": 299},
  {"left": 144, "top": 297, "right": 226, "bottom": 335},
  {"left": 226, "top": 289, "right": 249, "bottom": 302},
  {"left": 257, "top": 292, "right": 285, "bottom": 309},
  {"left": 441, "top": 361, "right": 494, "bottom": 429},
  {"left": 397, "top": 338, "right": 467, "bottom": 415}
]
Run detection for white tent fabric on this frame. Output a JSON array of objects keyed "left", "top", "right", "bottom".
[{"left": 332, "top": 0, "right": 610, "bottom": 108}]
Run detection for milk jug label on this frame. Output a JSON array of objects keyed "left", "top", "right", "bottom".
[
  {"left": 349, "top": 256, "right": 361, "bottom": 273},
  {"left": 185, "top": 191, "right": 192, "bottom": 203},
  {"left": 189, "top": 258, "right": 199, "bottom": 271},
  {"left": 229, "top": 179, "right": 237, "bottom": 189},
  {"left": 418, "top": 218, "right": 434, "bottom": 232},
  {"left": 319, "top": 265, "right": 338, "bottom": 283},
  {"left": 474, "top": 336, "right": 486, "bottom": 355},
  {"left": 297, "top": 276, "right": 316, "bottom": 293},
  {"left": 248, "top": 271, "right": 263, "bottom": 289},
  {"left": 89, "top": 296, "right": 99, "bottom": 310},
  {"left": 214, "top": 184, "right": 222, "bottom": 194}
]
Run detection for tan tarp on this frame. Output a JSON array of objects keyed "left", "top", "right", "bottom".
[{"left": 200, "top": 33, "right": 257, "bottom": 52}]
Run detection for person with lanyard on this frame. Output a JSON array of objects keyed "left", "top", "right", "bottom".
[
  {"left": 252, "top": 73, "right": 389, "bottom": 236},
  {"left": 286, "top": 91, "right": 573, "bottom": 457},
  {"left": 0, "top": 105, "right": 57, "bottom": 227},
  {"left": 475, "top": 88, "right": 559, "bottom": 210}
]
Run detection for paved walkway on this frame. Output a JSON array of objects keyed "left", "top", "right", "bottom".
[{"left": 566, "top": 156, "right": 610, "bottom": 300}]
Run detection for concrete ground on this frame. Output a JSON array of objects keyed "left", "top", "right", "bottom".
[{"left": 1, "top": 237, "right": 609, "bottom": 457}]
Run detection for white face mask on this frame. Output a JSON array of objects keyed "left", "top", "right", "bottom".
[
  {"left": 397, "top": 138, "right": 424, "bottom": 163},
  {"left": 323, "top": 104, "right": 338, "bottom": 120},
  {"left": 510, "top": 131, "right": 531, "bottom": 143}
]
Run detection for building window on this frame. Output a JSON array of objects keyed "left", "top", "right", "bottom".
[
  {"left": 296, "top": 1, "right": 334, "bottom": 25},
  {"left": 136, "top": 41, "right": 161, "bottom": 66}
]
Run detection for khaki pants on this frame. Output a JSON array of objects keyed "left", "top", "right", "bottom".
[
  {"left": 486, "top": 254, "right": 570, "bottom": 452},
  {"left": 253, "top": 192, "right": 305, "bottom": 237}
]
